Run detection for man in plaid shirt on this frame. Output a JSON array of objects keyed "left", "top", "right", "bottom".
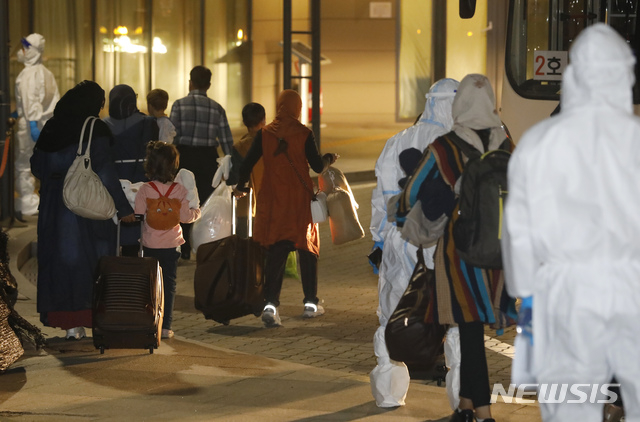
[{"left": 170, "top": 65, "right": 234, "bottom": 259}]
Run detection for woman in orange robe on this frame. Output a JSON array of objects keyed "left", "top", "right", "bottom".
[{"left": 235, "top": 90, "right": 337, "bottom": 327}]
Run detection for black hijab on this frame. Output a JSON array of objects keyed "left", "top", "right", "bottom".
[
  {"left": 36, "top": 80, "right": 112, "bottom": 152},
  {"left": 108, "top": 84, "right": 138, "bottom": 119}
]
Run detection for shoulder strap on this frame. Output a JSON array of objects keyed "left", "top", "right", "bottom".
[
  {"left": 77, "top": 117, "right": 97, "bottom": 157},
  {"left": 165, "top": 182, "right": 178, "bottom": 197},
  {"left": 148, "top": 181, "right": 162, "bottom": 196},
  {"left": 443, "top": 132, "right": 481, "bottom": 160},
  {"left": 148, "top": 181, "right": 178, "bottom": 197}
]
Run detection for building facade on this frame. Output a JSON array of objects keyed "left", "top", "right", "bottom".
[{"left": 6, "top": 0, "right": 505, "bottom": 130}]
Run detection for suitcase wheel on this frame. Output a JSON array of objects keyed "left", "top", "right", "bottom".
[
  {"left": 149, "top": 346, "right": 154, "bottom": 354},
  {"left": 100, "top": 346, "right": 105, "bottom": 354},
  {"left": 222, "top": 320, "right": 230, "bottom": 326}
]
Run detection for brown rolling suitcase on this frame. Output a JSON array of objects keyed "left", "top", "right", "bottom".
[
  {"left": 194, "top": 190, "right": 265, "bottom": 325},
  {"left": 93, "top": 217, "right": 164, "bottom": 354}
]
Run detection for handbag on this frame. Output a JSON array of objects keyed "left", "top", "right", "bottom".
[
  {"left": 63, "top": 116, "right": 117, "bottom": 220},
  {"left": 280, "top": 138, "right": 328, "bottom": 224},
  {"left": 385, "top": 246, "right": 447, "bottom": 368}
]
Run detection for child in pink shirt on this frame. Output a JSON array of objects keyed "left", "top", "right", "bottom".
[{"left": 135, "top": 141, "right": 200, "bottom": 339}]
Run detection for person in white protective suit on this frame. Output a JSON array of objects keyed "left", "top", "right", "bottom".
[
  {"left": 502, "top": 23, "right": 640, "bottom": 422},
  {"left": 369, "top": 78, "right": 459, "bottom": 408},
  {"left": 14, "top": 33, "right": 60, "bottom": 217}
]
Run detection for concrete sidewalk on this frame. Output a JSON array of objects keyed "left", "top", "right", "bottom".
[{"left": 0, "top": 123, "right": 541, "bottom": 421}]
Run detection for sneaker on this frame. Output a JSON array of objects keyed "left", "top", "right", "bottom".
[
  {"left": 261, "top": 304, "right": 282, "bottom": 327},
  {"left": 302, "top": 303, "right": 325, "bottom": 318},
  {"left": 65, "top": 327, "right": 86, "bottom": 340},
  {"left": 161, "top": 329, "right": 174, "bottom": 339}
]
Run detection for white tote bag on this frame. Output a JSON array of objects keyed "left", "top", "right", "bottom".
[{"left": 63, "top": 116, "right": 117, "bottom": 220}]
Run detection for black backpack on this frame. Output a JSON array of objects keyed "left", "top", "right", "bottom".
[{"left": 446, "top": 132, "right": 511, "bottom": 269}]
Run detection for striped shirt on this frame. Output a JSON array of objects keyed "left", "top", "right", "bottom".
[{"left": 169, "top": 90, "right": 233, "bottom": 153}]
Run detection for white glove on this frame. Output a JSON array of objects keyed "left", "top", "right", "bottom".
[{"left": 211, "top": 154, "right": 233, "bottom": 188}]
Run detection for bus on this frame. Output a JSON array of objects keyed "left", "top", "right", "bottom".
[{"left": 485, "top": 0, "right": 639, "bottom": 142}]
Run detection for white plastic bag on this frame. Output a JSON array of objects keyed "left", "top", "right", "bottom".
[
  {"left": 311, "top": 191, "right": 328, "bottom": 223},
  {"left": 190, "top": 183, "right": 233, "bottom": 253},
  {"left": 444, "top": 326, "right": 461, "bottom": 411}
]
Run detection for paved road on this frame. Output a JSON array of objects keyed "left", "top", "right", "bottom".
[
  {"left": 169, "top": 181, "right": 517, "bottom": 387},
  {"left": 18, "top": 180, "right": 517, "bottom": 387}
]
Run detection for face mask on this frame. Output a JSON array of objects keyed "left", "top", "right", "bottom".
[{"left": 17, "top": 49, "right": 25, "bottom": 63}]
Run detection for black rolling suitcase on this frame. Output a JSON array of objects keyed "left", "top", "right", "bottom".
[
  {"left": 194, "top": 190, "right": 265, "bottom": 325},
  {"left": 93, "top": 217, "right": 164, "bottom": 354}
]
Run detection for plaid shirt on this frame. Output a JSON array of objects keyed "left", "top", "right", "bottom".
[{"left": 169, "top": 90, "right": 233, "bottom": 154}]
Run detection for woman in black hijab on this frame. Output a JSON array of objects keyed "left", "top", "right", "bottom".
[
  {"left": 31, "top": 81, "right": 135, "bottom": 340},
  {"left": 103, "top": 84, "right": 159, "bottom": 256}
]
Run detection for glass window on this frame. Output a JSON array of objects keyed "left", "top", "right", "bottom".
[
  {"left": 445, "top": 0, "right": 487, "bottom": 82},
  {"left": 398, "top": 1, "right": 432, "bottom": 121},
  {"left": 151, "top": 0, "right": 202, "bottom": 115},
  {"left": 204, "top": 0, "right": 251, "bottom": 127},
  {"left": 96, "top": 0, "right": 150, "bottom": 111},
  {"left": 506, "top": 0, "right": 640, "bottom": 102}
]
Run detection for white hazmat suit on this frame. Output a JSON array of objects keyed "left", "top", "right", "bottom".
[
  {"left": 503, "top": 23, "right": 640, "bottom": 422},
  {"left": 15, "top": 33, "right": 60, "bottom": 216},
  {"left": 369, "top": 78, "right": 458, "bottom": 407}
]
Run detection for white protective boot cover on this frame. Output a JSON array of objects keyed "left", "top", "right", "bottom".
[{"left": 370, "top": 326, "right": 410, "bottom": 407}]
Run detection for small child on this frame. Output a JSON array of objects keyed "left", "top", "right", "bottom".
[
  {"left": 134, "top": 141, "right": 200, "bottom": 339},
  {"left": 230, "top": 102, "right": 266, "bottom": 238},
  {"left": 147, "top": 89, "right": 176, "bottom": 143}
]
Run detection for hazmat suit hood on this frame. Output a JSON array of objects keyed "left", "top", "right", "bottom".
[
  {"left": 419, "top": 78, "right": 458, "bottom": 129},
  {"left": 17, "top": 33, "right": 45, "bottom": 67},
  {"left": 561, "top": 23, "right": 635, "bottom": 115}
]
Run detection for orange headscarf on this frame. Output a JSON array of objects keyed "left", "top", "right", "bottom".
[{"left": 263, "top": 89, "right": 309, "bottom": 139}]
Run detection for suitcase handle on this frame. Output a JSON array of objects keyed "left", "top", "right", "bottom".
[
  {"left": 116, "top": 214, "right": 145, "bottom": 257},
  {"left": 232, "top": 188, "right": 253, "bottom": 237}
]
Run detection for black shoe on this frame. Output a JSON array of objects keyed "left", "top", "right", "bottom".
[
  {"left": 181, "top": 249, "right": 191, "bottom": 260},
  {"left": 449, "top": 409, "right": 474, "bottom": 422}
]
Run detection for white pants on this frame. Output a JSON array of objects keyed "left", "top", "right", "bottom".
[{"left": 14, "top": 117, "right": 38, "bottom": 215}]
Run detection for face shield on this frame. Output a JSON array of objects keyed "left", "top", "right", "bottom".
[
  {"left": 420, "top": 78, "right": 459, "bottom": 129},
  {"left": 17, "top": 33, "right": 45, "bottom": 66}
]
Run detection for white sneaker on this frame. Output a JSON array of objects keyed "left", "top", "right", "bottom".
[
  {"left": 65, "top": 327, "right": 86, "bottom": 340},
  {"left": 261, "top": 304, "right": 282, "bottom": 327},
  {"left": 161, "top": 329, "right": 174, "bottom": 339},
  {"left": 302, "top": 303, "right": 325, "bottom": 318}
]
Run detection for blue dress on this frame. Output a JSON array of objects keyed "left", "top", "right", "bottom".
[{"left": 31, "top": 132, "right": 133, "bottom": 327}]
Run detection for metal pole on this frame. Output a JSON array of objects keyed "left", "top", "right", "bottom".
[
  {"left": 147, "top": 0, "right": 153, "bottom": 93},
  {"left": 431, "top": 0, "right": 446, "bottom": 82},
  {"left": 0, "top": 0, "right": 14, "bottom": 224},
  {"left": 310, "top": 0, "right": 320, "bottom": 148},
  {"left": 283, "top": 0, "right": 292, "bottom": 90},
  {"left": 91, "top": 0, "right": 96, "bottom": 81},
  {"left": 200, "top": 0, "right": 205, "bottom": 63}
]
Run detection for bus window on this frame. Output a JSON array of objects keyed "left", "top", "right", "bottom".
[{"left": 505, "top": 0, "right": 640, "bottom": 103}]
